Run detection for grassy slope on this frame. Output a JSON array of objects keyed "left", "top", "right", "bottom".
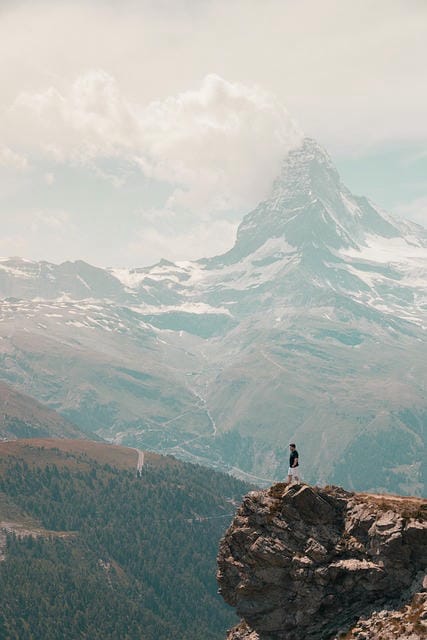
[{"left": 0, "top": 381, "right": 85, "bottom": 440}]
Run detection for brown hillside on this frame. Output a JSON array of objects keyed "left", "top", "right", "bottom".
[
  {"left": 0, "top": 438, "right": 176, "bottom": 474},
  {"left": 0, "top": 439, "right": 178, "bottom": 557},
  {"left": 0, "top": 381, "right": 85, "bottom": 439}
]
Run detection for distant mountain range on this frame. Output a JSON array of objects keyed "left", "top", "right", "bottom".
[{"left": 1, "top": 138, "right": 426, "bottom": 495}]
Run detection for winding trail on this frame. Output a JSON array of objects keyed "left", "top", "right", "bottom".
[
  {"left": 133, "top": 448, "right": 145, "bottom": 475},
  {"left": 228, "top": 465, "right": 275, "bottom": 484},
  {"left": 186, "top": 384, "right": 218, "bottom": 437}
]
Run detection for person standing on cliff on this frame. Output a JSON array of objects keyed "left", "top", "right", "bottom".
[{"left": 287, "top": 443, "right": 300, "bottom": 483}]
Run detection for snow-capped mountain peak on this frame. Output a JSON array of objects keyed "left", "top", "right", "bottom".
[
  {"left": 0, "top": 135, "right": 426, "bottom": 496},
  {"left": 212, "top": 137, "right": 425, "bottom": 278}
]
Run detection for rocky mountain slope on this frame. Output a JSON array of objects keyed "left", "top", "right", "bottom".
[
  {"left": 217, "top": 483, "right": 427, "bottom": 640},
  {"left": 0, "top": 137, "right": 426, "bottom": 494}
]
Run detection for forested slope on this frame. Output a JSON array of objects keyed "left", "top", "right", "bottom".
[{"left": 0, "top": 441, "right": 250, "bottom": 639}]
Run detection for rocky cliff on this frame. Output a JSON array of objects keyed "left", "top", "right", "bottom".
[{"left": 217, "top": 483, "right": 426, "bottom": 639}]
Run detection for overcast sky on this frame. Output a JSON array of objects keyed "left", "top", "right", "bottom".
[{"left": 1, "top": 0, "right": 426, "bottom": 267}]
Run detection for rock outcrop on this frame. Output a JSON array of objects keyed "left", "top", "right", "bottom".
[{"left": 217, "top": 483, "right": 427, "bottom": 639}]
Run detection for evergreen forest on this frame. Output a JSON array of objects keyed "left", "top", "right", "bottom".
[{"left": 0, "top": 447, "right": 250, "bottom": 639}]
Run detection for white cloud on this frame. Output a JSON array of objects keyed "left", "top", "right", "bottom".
[
  {"left": 1, "top": 0, "right": 426, "bottom": 154},
  {"left": 137, "top": 75, "right": 302, "bottom": 212},
  {"left": 0, "top": 233, "right": 29, "bottom": 258},
  {"left": 12, "top": 70, "right": 138, "bottom": 162},
  {"left": 127, "top": 217, "right": 238, "bottom": 265},
  {"left": 0, "top": 209, "right": 76, "bottom": 263},
  {"left": 7, "top": 72, "right": 302, "bottom": 215},
  {"left": 31, "top": 210, "right": 70, "bottom": 233},
  {"left": 0, "top": 145, "right": 28, "bottom": 171}
]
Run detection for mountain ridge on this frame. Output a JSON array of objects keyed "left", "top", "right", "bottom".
[
  {"left": 0, "top": 380, "right": 86, "bottom": 440},
  {"left": 0, "top": 136, "right": 425, "bottom": 495}
]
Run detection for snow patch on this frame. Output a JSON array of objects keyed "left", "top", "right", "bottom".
[
  {"left": 66, "top": 320, "right": 89, "bottom": 328},
  {"left": 341, "top": 234, "right": 427, "bottom": 264},
  {"left": 109, "top": 268, "right": 148, "bottom": 289},
  {"left": 76, "top": 275, "right": 91, "bottom": 290},
  {"left": 0, "top": 264, "right": 33, "bottom": 279},
  {"left": 131, "top": 302, "right": 232, "bottom": 316}
]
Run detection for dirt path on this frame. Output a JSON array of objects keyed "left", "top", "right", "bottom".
[
  {"left": 134, "top": 448, "right": 144, "bottom": 475},
  {"left": 359, "top": 492, "right": 426, "bottom": 504},
  {"left": 0, "top": 521, "right": 74, "bottom": 561}
]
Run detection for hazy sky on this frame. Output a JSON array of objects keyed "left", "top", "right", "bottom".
[{"left": 1, "top": 0, "right": 426, "bottom": 267}]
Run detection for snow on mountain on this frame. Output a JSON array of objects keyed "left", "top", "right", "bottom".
[
  {"left": 106, "top": 138, "right": 425, "bottom": 326},
  {"left": 0, "top": 136, "right": 426, "bottom": 494},
  {"left": 7, "top": 135, "right": 422, "bottom": 327}
]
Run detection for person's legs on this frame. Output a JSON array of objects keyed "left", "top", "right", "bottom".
[{"left": 286, "top": 468, "right": 301, "bottom": 484}]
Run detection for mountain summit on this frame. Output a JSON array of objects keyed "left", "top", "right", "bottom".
[
  {"left": 220, "top": 137, "right": 425, "bottom": 264},
  {"left": 199, "top": 137, "right": 426, "bottom": 324},
  {"left": 0, "top": 137, "right": 426, "bottom": 494}
]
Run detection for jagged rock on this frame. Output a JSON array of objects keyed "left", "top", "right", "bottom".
[
  {"left": 217, "top": 484, "right": 427, "bottom": 640},
  {"left": 227, "top": 621, "right": 260, "bottom": 639},
  {"left": 342, "top": 589, "right": 427, "bottom": 639}
]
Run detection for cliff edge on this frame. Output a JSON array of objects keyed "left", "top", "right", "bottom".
[{"left": 217, "top": 483, "right": 426, "bottom": 639}]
